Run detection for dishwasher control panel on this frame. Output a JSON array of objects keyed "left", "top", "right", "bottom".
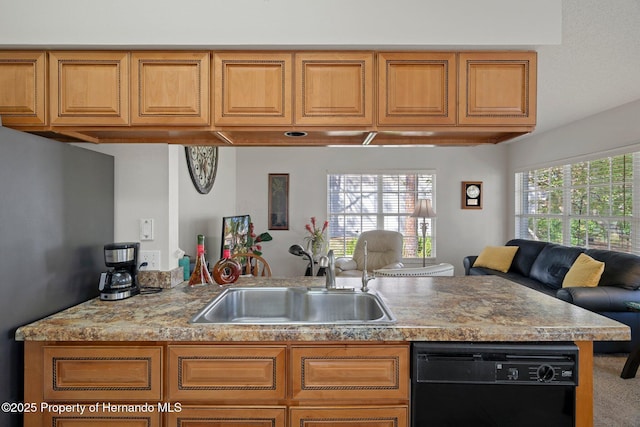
[
  {"left": 413, "top": 342, "right": 578, "bottom": 386},
  {"left": 495, "top": 361, "right": 576, "bottom": 384}
]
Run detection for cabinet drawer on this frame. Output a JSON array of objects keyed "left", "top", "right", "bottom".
[
  {"left": 43, "top": 410, "right": 160, "bottom": 427},
  {"left": 168, "top": 345, "right": 286, "bottom": 401},
  {"left": 291, "top": 345, "right": 409, "bottom": 401},
  {"left": 166, "top": 406, "right": 286, "bottom": 427},
  {"left": 43, "top": 346, "right": 162, "bottom": 401},
  {"left": 290, "top": 406, "right": 408, "bottom": 427}
]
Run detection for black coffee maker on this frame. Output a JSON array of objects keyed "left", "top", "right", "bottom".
[{"left": 99, "top": 242, "right": 140, "bottom": 301}]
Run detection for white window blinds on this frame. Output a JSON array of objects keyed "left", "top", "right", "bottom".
[{"left": 327, "top": 172, "right": 436, "bottom": 258}]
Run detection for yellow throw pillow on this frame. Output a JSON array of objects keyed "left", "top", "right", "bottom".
[
  {"left": 473, "top": 246, "right": 519, "bottom": 273},
  {"left": 562, "top": 253, "right": 605, "bottom": 288}
]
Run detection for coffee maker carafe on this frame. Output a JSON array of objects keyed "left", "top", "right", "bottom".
[{"left": 99, "top": 242, "right": 140, "bottom": 301}]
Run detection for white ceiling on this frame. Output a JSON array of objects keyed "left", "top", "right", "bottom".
[{"left": 524, "top": 0, "right": 640, "bottom": 139}]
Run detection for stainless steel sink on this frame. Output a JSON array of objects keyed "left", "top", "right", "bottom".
[{"left": 189, "top": 287, "right": 396, "bottom": 325}]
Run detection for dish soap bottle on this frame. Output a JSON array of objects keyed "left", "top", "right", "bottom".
[
  {"left": 188, "top": 234, "right": 214, "bottom": 286},
  {"left": 212, "top": 246, "right": 241, "bottom": 285}
]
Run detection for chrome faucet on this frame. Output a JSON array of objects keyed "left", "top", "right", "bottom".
[
  {"left": 361, "top": 240, "right": 375, "bottom": 292},
  {"left": 325, "top": 249, "right": 336, "bottom": 289}
]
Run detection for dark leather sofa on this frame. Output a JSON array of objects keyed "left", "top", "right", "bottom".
[{"left": 464, "top": 239, "right": 640, "bottom": 353}]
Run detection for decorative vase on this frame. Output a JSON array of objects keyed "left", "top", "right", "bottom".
[
  {"left": 307, "top": 238, "right": 328, "bottom": 259},
  {"left": 188, "top": 234, "right": 214, "bottom": 286},
  {"left": 212, "top": 246, "right": 242, "bottom": 285}
]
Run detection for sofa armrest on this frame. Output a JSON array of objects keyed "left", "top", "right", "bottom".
[
  {"left": 556, "top": 286, "right": 640, "bottom": 312},
  {"left": 335, "top": 257, "right": 357, "bottom": 272},
  {"left": 463, "top": 256, "right": 478, "bottom": 275}
]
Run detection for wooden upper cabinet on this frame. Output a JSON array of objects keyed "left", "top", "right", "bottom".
[
  {"left": 214, "top": 52, "right": 292, "bottom": 126},
  {"left": 377, "top": 52, "right": 456, "bottom": 126},
  {"left": 295, "top": 52, "right": 374, "bottom": 126},
  {"left": 0, "top": 51, "right": 47, "bottom": 126},
  {"left": 49, "top": 51, "right": 129, "bottom": 126},
  {"left": 458, "top": 51, "right": 537, "bottom": 126},
  {"left": 131, "top": 51, "right": 210, "bottom": 126}
]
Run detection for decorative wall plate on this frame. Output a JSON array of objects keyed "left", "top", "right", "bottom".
[
  {"left": 185, "top": 146, "right": 218, "bottom": 194},
  {"left": 462, "top": 181, "right": 483, "bottom": 209}
]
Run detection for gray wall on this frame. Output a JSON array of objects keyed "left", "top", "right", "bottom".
[{"left": 0, "top": 126, "right": 114, "bottom": 427}]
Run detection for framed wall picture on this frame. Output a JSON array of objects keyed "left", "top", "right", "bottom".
[
  {"left": 462, "top": 181, "right": 483, "bottom": 209},
  {"left": 268, "top": 173, "right": 289, "bottom": 230}
]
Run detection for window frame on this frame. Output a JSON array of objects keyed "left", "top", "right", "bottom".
[
  {"left": 327, "top": 169, "right": 436, "bottom": 261},
  {"left": 515, "top": 152, "right": 639, "bottom": 255}
]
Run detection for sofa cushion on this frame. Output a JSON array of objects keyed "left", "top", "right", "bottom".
[
  {"left": 562, "top": 253, "right": 605, "bottom": 288},
  {"left": 528, "top": 244, "right": 584, "bottom": 289},
  {"left": 506, "top": 239, "right": 549, "bottom": 276},
  {"left": 473, "top": 246, "right": 519, "bottom": 273},
  {"left": 585, "top": 249, "right": 640, "bottom": 290}
]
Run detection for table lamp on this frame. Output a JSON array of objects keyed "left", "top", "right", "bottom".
[{"left": 411, "top": 199, "right": 436, "bottom": 267}]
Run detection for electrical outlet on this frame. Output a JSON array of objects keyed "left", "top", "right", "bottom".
[{"left": 139, "top": 250, "right": 161, "bottom": 270}]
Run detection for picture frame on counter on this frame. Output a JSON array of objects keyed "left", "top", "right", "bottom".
[{"left": 221, "top": 214, "right": 250, "bottom": 258}]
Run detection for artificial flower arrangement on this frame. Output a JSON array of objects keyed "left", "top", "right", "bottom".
[
  {"left": 304, "top": 216, "right": 329, "bottom": 257},
  {"left": 245, "top": 222, "right": 272, "bottom": 256}
]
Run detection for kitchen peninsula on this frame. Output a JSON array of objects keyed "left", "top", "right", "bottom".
[{"left": 16, "top": 276, "right": 630, "bottom": 427}]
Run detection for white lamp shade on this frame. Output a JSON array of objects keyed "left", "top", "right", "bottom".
[{"left": 411, "top": 199, "right": 436, "bottom": 218}]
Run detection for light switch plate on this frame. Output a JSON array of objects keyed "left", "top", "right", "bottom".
[{"left": 140, "top": 218, "right": 154, "bottom": 241}]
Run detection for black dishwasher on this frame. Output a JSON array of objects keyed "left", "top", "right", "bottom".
[{"left": 411, "top": 342, "right": 578, "bottom": 427}]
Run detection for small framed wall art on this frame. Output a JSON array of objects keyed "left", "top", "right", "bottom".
[
  {"left": 462, "top": 181, "right": 483, "bottom": 209},
  {"left": 268, "top": 173, "right": 289, "bottom": 230}
]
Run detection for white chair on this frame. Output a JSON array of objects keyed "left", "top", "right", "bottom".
[
  {"left": 374, "top": 263, "right": 455, "bottom": 277},
  {"left": 335, "top": 230, "right": 404, "bottom": 277}
]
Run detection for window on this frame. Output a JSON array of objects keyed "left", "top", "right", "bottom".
[
  {"left": 515, "top": 153, "right": 640, "bottom": 254},
  {"left": 327, "top": 172, "right": 435, "bottom": 259}
]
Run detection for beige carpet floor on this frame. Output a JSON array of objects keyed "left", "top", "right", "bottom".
[{"left": 593, "top": 354, "right": 640, "bottom": 426}]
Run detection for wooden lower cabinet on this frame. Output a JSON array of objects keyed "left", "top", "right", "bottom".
[
  {"left": 165, "top": 406, "right": 286, "bottom": 427},
  {"left": 290, "top": 406, "right": 408, "bottom": 427},
  {"left": 167, "top": 345, "right": 286, "bottom": 401},
  {"left": 25, "top": 342, "right": 409, "bottom": 427},
  {"left": 42, "top": 410, "right": 160, "bottom": 427},
  {"left": 291, "top": 345, "right": 409, "bottom": 401}
]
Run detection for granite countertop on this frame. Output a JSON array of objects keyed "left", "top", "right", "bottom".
[{"left": 15, "top": 276, "right": 631, "bottom": 343}]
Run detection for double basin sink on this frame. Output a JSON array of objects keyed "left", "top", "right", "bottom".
[{"left": 190, "top": 286, "right": 396, "bottom": 325}]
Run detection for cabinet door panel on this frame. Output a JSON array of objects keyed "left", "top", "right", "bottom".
[
  {"left": 43, "top": 346, "right": 162, "bottom": 401},
  {"left": 290, "top": 406, "right": 408, "bottom": 427},
  {"left": 295, "top": 52, "right": 373, "bottom": 126},
  {"left": 0, "top": 51, "right": 47, "bottom": 126},
  {"left": 378, "top": 52, "right": 456, "bottom": 126},
  {"left": 50, "top": 51, "right": 129, "bottom": 125},
  {"left": 214, "top": 52, "right": 292, "bottom": 125},
  {"left": 291, "top": 345, "right": 409, "bottom": 401},
  {"left": 132, "top": 51, "right": 210, "bottom": 125},
  {"left": 166, "top": 406, "right": 286, "bottom": 427},
  {"left": 168, "top": 345, "right": 286, "bottom": 401},
  {"left": 459, "top": 52, "right": 537, "bottom": 125},
  {"left": 43, "top": 411, "right": 160, "bottom": 427}
]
